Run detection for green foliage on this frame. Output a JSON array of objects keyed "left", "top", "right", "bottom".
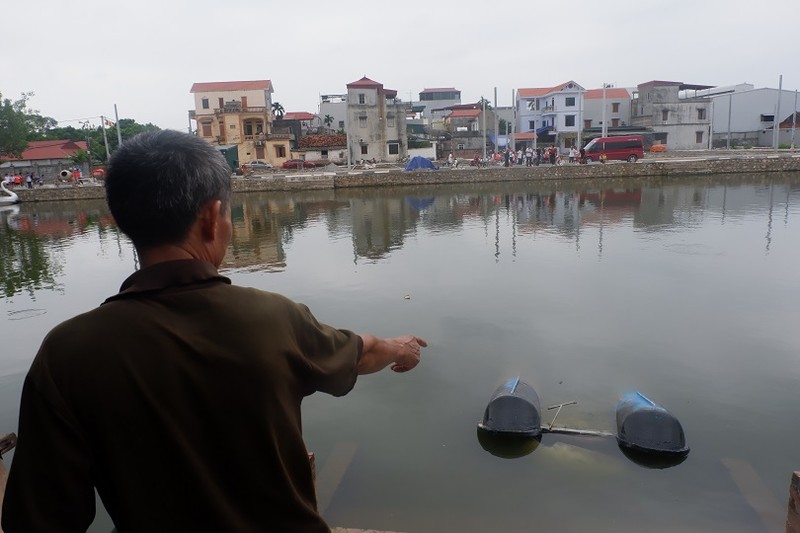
[
  {"left": 1, "top": 89, "right": 161, "bottom": 164},
  {"left": 498, "top": 119, "right": 508, "bottom": 133},
  {"left": 323, "top": 114, "right": 334, "bottom": 127},
  {"left": 478, "top": 97, "right": 492, "bottom": 110},
  {"left": 0, "top": 92, "right": 33, "bottom": 159},
  {"left": 408, "top": 139, "right": 432, "bottom": 149},
  {"left": 271, "top": 102, "right": 285, "bottom": 119}
]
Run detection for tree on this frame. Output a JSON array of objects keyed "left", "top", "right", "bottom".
[
  {"left": 0, "top": 92, "right": 33, "bottom": 159},
  {"left": 478, "top": 97, "right": 492, "bottom": 110},
  {"left": 271, "top": 102, "right": 285, "bottom": 119},
  {"left": 323, "top": 114, "right": 334, "bottom": 132}
]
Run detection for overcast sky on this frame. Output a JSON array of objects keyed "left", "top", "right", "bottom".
[{"left": 5, "top": 0, "right": 797, "bottom": 132}]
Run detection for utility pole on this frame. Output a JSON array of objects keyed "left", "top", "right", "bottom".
[
  {"left": 726, "top": 94, "right": 733, "bottom": 150},
  {"left": 482, "top": 96, "right": 487, "bottom": 161},
  {"left": 494, "top": 87, "right": 499, "bottom": 154},
  {"left": 114, "top": 104, "right": 123, "bottom": 146},
  {"left": 510, "top": 89, "right": 516, "bottom": 154},
  {"left": 601, "top": 83, "right": 611, "bottom": 138},
  {"left": 791, "top": 89, "right": 797, "bottom": 151},
  {"left": 101, "top": 115, "right": 112, "bottom": 161},
  {"left": 773, "top": 75, "right": 782, "bottom": 151}
]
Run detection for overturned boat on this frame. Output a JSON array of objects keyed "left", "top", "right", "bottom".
[
  {"left": 478, "top": 376, "right": 542, "bottom": 437},
  {"left": 615, "top": 391, "right": 689, "bottom": 458}
]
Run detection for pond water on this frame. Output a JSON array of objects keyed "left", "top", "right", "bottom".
[{"left": 1, "top": 174, "right": 799, "bottom": 532}]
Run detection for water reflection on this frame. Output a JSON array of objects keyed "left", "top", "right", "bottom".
[
  {"left": 219, "top": 174, "right": 800, "bottom": 271},
  {"left": 0, "top": 200, "right": 119, "bottom": 298}
]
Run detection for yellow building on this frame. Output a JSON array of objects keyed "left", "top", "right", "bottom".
[{"left": 189, "top": 80, "right": 291, "bottom": 169}]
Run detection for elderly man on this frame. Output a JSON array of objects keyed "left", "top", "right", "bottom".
[{"left": 2, "top": 130, "right": 427, "bottom": 532}]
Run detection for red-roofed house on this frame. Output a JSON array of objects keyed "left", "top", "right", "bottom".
[
  {"left": 516, "top": 81, "right": 585, "bottom": 150},
  {"left": 280, "top": 112, "right": 320, "bottom": 135},
  {"left": 1, "top": 140, "right": 88, "bottom": 178},
  {"left": 583, "top": 87, "right": 634, "bottom": 132},
  {"left": 346, "top": 77, "right": 408, "bottom": 162},
  {"left": 189, "top": 79, "right": 292, "bottom": 169},
  {"left": 440, "top": 103, "right": 494, "bottom": 159}
]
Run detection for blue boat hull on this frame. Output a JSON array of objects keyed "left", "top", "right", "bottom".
[{"left": 615, "top": 392, "right": 689, "bottom": 457}]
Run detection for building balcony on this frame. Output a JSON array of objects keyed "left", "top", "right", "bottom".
[{"left": 213, "top": 106, "right": 269, "bottom": 115}]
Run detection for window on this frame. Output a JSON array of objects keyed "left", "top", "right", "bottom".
[
  {"left": 761, "top": 114, "right": 774, "bottom": 122},
  {"left": 565, "top": 115, "right": 575, "bottom": 127},
  {"left": 584, "top": 119, "right": 592, "bottom": 129},
  {"left": 612, "top": 102, "right": 620, "bottom": 113},
  {"left": 359, "top": 116, "right": 367, "bottom": 128},
  {"left": 338, "top": 121, "right": 345, "bottom": 129},
  {"left": 697, "top": 108, "right": 706, "bottom": 120},
  {"left": 275, "top": 145, "right": 286, "bottom": 158},
  {"left": 565, "top": 97, "right": 575, "bottom": 107},
  {"left": 457, "top": 143, "right": 465, "bottom": 150},
  {"left": 387, "top": 114, "right": 395, "bottom": 128},
  {"left": 229, "top": 124, "right": 236, "bottom": 129},
  {"left": 696, "top": 131, "right": 704, "bottom": 144},
  {"left": 321, "top": 149, "right": 329, "bottom": 159},
  {"left": 388, "top": 143, "right": 399, "bottom": 155},
  {"left": 361, "top": 145, "right": 368, "bottom": 155},
  {"left": 201, "top": 121, "right": 212, "bottom": 137},
  {"left": 529, "top": 120, "right": 535, "bottom": 129},
  {"left": 612, "top": 118, "right": 620, "bottom": 127},
  {"left": 358, "top": 93, "right": 365, "bottom": 104},
  {"left": 201, "top": 98, "right": 209, "bottom": 109},
  {"left": 662, "top": 110, "right": 669, "bottom": 121}
]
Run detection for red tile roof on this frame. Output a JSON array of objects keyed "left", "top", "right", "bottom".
[
  {"left": 637, "top": 80, "right": 682, "bottom": 88},
  {"left": 283, "top": 112, "right": 317, "bottom": 121},
  {"left": 518, "top": 81, "right": 579, "bottom": 98},
  {"left": 298, "top": 134, "right": 347, "bottom": 148},
  {"left": 346, "top": 76, "right": 397, "bottom": 98},
  {"left": 584, "top": 88, "right": 632, "bottom": 99},
  {"left": 420, "top": 87, "right": 460, "bottom": 94},
  {"left": 8, "top": 140, "right": 88, "bottom": 161},
  {"left": 347, "top": 76, "right": 383, "bottom": 89},
  {"left": 190, "top": 80, "right": 272, "bottom": 93},
  {"left": 448, "top": 109, "right": 481, "bottom": 118}
]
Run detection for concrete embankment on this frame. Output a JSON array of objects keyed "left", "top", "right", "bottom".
[{"left": 8, "top": 153, "right": 800, "bottom": 202}]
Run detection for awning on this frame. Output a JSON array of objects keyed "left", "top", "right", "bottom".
[{"left": 535, "top": 125, "right": 553, "bottom": 135}]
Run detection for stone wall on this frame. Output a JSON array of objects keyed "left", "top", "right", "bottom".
[
  {"left": 788, "top": 471, "right": 800, "bottom": 533},
  {"left": 10, "top": 154, "right": 800, "bottom": 202}
]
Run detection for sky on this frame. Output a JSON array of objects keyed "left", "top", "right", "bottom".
[{"left": 5, "top": 0, "right": 798, "bottom": 132}]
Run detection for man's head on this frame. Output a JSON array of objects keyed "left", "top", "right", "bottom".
[{"left": 105, "top": 130, "right": 232, "bottom": 252}]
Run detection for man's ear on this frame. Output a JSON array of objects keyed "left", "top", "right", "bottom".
[{"left": 199, "top": 199, "right": 223, "bottom": 241}]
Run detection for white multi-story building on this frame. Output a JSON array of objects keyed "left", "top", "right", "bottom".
[
  {"left": 346, "top": 77, "right": 408, "bottom": 162},
  {"left": 582, "top": 87, "right": 634, "bottom": 132},
  {"left": 319, "top": 94, "right": 348, "bottom": 133},
  {"left": 516, "top": 81, "right": 585, "bottom": 149},
  {"left": 630, "top": 81, "right": 713, "bottom": 149}
]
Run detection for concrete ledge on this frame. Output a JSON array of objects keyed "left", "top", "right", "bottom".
[{"left": 7, "top": 155, "right": 800, "bottom": 202}]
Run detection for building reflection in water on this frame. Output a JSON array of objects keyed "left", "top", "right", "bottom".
[
  {"left": 5, "top": 178, "right": 793, "bottom": 285},
  {"left": 219, "top": 177, "right": 799, "bottom": 271}
]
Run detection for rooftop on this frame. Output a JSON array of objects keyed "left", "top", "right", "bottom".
[{"left": 190, "top": 80, "right": 273, "bottom": 93}]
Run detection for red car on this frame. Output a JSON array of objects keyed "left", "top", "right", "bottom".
[{"left": 282, "top": 159, "right": 315, "bottom": 169}]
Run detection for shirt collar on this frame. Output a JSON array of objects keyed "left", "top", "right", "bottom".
[{"left": 104, "top": 259, "right": 231, "bottom": 303}]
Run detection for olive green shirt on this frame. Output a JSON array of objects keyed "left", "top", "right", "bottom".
[{"left": 3, "top": 259, "right": 361, "bottom": 532}]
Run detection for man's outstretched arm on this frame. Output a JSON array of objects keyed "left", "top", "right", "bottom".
[{"left": 357, "top": 335, "right": 427, "bottom": 375}]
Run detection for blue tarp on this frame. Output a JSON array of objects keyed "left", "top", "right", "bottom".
[
  {"left": 536, "top": 125, "right": 553, "bottom": 135},
  {"left": 488, "top": 134, "right": 509, "bottom": 148},
  {"left": 404, "top": 156, "right": 438, "bottom": 171}
]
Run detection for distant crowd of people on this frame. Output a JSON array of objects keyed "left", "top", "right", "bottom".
[
  {"left": 3, "top": 167, "right": 85, "bottom": 188},
  {"left": 461, "top": 145, "right": 588, "bottom": 168}
]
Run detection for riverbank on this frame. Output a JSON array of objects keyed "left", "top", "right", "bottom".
[{"left": 6, "top": 151, "right": 800, "bottom": 202}]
